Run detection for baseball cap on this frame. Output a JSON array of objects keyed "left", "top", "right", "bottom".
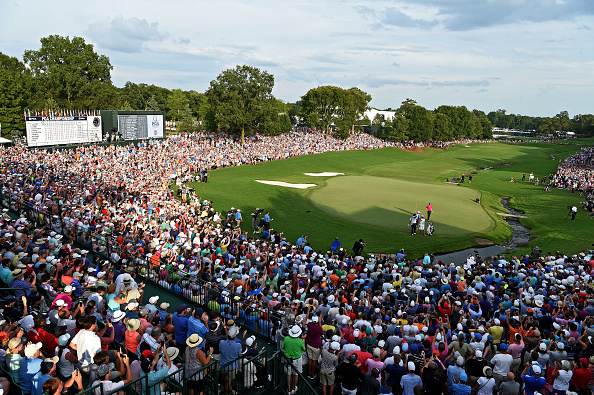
[
  {"left": 312, "top": 316, "right": 319, "bottom": 323},
  {"left": 407, "top": 361, "right": 415, "bottom": 371},
  {"left": 246, "top": 336, "right": 256, "bottom": 347},
  {"left": 24, "top": 342, "right": 43, "bottom": 358},
  {"left": 500, "top": 343, "right": 508, "bottom": 351},
  {"left": 177, "top": 304, "right": 189, "bottom": 313},
  {"left": 532, "top": 365, "right": 542, "bottom": 375}
]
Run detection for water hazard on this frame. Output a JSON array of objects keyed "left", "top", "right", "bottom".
[{"left": 433, "top": 197, "right": 531, "bottom": 264}]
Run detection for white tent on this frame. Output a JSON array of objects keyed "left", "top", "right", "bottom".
[{"left": 0, "top": 137, "right": 11, "bottom": 144}]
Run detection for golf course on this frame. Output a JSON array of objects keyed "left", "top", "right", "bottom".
[{"left": 187, "top": 140, "right": 593, "bottom": 258}]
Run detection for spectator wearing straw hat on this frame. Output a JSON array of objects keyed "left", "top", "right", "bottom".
[{"left": 185, "top": 334, "right": 212, "bottom": 395}]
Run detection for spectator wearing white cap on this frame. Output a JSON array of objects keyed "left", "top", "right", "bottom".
[
  {"left": 320, "top": 341, "right": 340, "bottom": 395},
  {"left": 400, "top": 361, "right": 423, "bottom": 395},
  {"left": 306, "top": 312, "right": 324, "bottom": 380}
]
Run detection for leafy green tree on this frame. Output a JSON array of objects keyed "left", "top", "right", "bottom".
[
  {"left": 166, "top": 89, "right": 190, "bottom": 121},
  {"left": 177, "top": 104, "right": 196, "bottom": 134},
  {"left": 206, "top": 65, "right": 275, "bottom": 144},
  {"left": 553, "top": 111, "right": 570, "bottom": 132},
  {"left": 23, "top": 35, "right": 113, "bottom": 109},
  {"left": 372, "top": 113, "right": 384, "bottom": 126},
  {"left": 120, "top": 100, "right": 134, "bottom": 111},
  {"left": 0, "top": 52, "right": 27, "bottom": 137},
  {"left": 184, "top": 90, "right": 205, "bottom": 120},
  {"left": 300, "top": 85, "right": 342, "bottom": 131},
  {"left": 571, "top": 114, "right": 594, "bottom": 137},
  {"left": 432, "top": 113, "right": 453, "bottom": 141},
  {"left": 145, "top": 95, "right": 160, "bottom": 111}
]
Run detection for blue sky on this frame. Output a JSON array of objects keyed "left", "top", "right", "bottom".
[{"left": 1, "top": 0, "right": 592, "bottom": 117}]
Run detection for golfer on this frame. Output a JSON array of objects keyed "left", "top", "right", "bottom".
[
  {"left": 409, "top": 213, "right": 418, "bottom": 235},
  {"left": 426, "top": 203, "right": 432, "bottom": 220}
]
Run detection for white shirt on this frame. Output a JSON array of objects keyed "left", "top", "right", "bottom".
[
  {"left": 490, "top": 353, "right": 513, "bottom": 375},
  {"left": 71, "top": 329, "right": 102, "bottom": 366},
  {"left": 477, "top": 377, "right": 496, "bottom": 395}
]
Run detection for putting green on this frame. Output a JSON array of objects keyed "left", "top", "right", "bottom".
[{"left": 308, "top": 175, "right": 493, "bottom": 235}]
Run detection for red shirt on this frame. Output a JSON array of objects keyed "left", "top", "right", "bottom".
[
  {"left": 28, "top": 326, "right": 58, "bottom": 357},
  {"left": 571, "top": 368, "right": 592, "bottom": 389},
  {"left": 306, "top": 322, "right": 324, "bottom": 348}
]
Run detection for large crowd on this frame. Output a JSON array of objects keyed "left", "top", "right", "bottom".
[
  {"left": 552, "top": 147, "right": 594, "bottom": 194},
  {"left": 0, "top": 131, "right": 593, "bottom": 395}
]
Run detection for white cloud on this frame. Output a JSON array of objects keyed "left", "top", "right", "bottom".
[{"left": 0, "top": 0, "right": 592, "bottom": 116}]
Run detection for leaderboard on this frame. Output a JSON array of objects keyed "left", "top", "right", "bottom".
[
  {"left": 118, "top": 114, "right": 164, "bottom": 140},
  {"left": 26, "top": 115, "right": 102, "bottom": 147}
]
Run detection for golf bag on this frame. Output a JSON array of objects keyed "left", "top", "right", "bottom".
[{"left": 426, "top": 221, "right": 434, "bottom": 235}]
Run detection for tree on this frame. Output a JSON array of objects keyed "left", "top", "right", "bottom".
[
  {"left": 166, "top": 89, "right": 190, "bottom": 121},
  {"left": 205, "top": 65, "right": 275, "bottom": 144},
  {"left": 300, "top": 85, "right": 371, "bottom": 138},
  {"left": 23, "top": 35, "right": 113, "bottom": 109},
  {"left": 0, "top": 52, "right": 27, "bottom": 137},
  {"left": 300, "top": 85, "right": 342, "bottom": 131},
  {"left": 177, "top": 104, "right": 196, "bottom": 134},
  {"left": 339, "top": 87, "right": 371, "bottom": 133},
  {"left": 145, "top": 95, "right": 160, "bottom": 111}
]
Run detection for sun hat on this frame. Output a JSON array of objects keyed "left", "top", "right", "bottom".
[
  {"left": 112, "top": 311, "right": 126, "bottom": 322},
  {"left": 167, "top": 347, "right": 179, "bottom": 360},
  {"left": 126, "top": 319, "right": 140, "bottom": 332},
  {"left": 228, "top": 326, "right": 240, "bottom": 339},
  {"left": 126, "top": 302, "right": 139, "bottom": 311},
  {"left": 289, "top": 325, "right": 302, "bottom": 338},
  {"left": 483, "top": 366, "right": 493, "bottom": 377},
  {"left": 55, "top": 299, "right": 66, "bottom": 307},
  {"left": 186, "top": 334, "right": 203, "bottom": 347}
]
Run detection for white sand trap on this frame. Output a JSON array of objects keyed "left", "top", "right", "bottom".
[
  {"left": 256, "top": 180, "right": 317, "bottom": 189},
  {"left": 304, "top": 172, "right": 345, "bottom": 177},
  {"left": 464, "top": 145, "right": 472, "bottom": 147}
]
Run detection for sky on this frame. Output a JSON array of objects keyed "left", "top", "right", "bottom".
[{"left": 0, "top": 0, "right": 593, "bottom": 117}]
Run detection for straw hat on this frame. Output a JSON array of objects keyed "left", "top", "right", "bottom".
[
  {"left": 126, "top": 319, "right": 140, "bottom": 332},
  {"left": 186, "top": 334, "right": 203, "bottom": 348}
]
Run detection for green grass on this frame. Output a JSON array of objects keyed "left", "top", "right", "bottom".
[{"left": 185, "top": 142, "right": 593, "bottom": 257}]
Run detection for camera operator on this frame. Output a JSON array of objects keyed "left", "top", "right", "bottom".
[
  {"left": 251, "top": 208, "right": 263, "bottom": 232},
  {"left": 352, "top": 239, "right": 366, "bottom": 256}
]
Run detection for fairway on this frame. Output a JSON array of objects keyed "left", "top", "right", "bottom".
[
  {"left": 309, "top": 175, "right": 491, "bottom": 235},
  {"left": 187, "top": 141, "right": 593, "bottom": 256}
]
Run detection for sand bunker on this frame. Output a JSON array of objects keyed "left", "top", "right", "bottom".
[
  {"left": 256, "top": 180, "right": 317, "bottom": 189},
  {"left": 303, "top": 172, "right": 345, "bottom": 177}
]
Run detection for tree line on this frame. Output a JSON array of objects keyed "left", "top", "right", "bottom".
[
  {"left": 1, "top": 34, "right": 592, "bottom": 140},
  {"left": 487, "top": 109, "right": 594, "bottom": 136}
]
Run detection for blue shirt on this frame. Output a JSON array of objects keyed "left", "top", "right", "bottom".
[
  {"left": 522, "top": 375, "right": 546, "bottom": 395},
  {"left": 31, "top": 371, "right": 52, "bottom": 395},
  {"left": 448, "top": 383, "right": 472, "bottom": 395},
  {"left": 187, "top": 316, "right": 208, "bottom": 344},
  {"left": 400, "top": 374, "right": 423, "bottom": 395},
  {"left": 20, "top": 357, "right": 42, "bottom": 393},
  {"left": 11, "top": 278, "right": 31, "bottom": 298},
  {"left": 219, "top": 339, "right": 242, "bottom": 369},
  {"left": 172, "top": 313, "right": 189, "bottom": 344},
  {"left": 141, "top": 366, "right": 169, "bottom": 395}
]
